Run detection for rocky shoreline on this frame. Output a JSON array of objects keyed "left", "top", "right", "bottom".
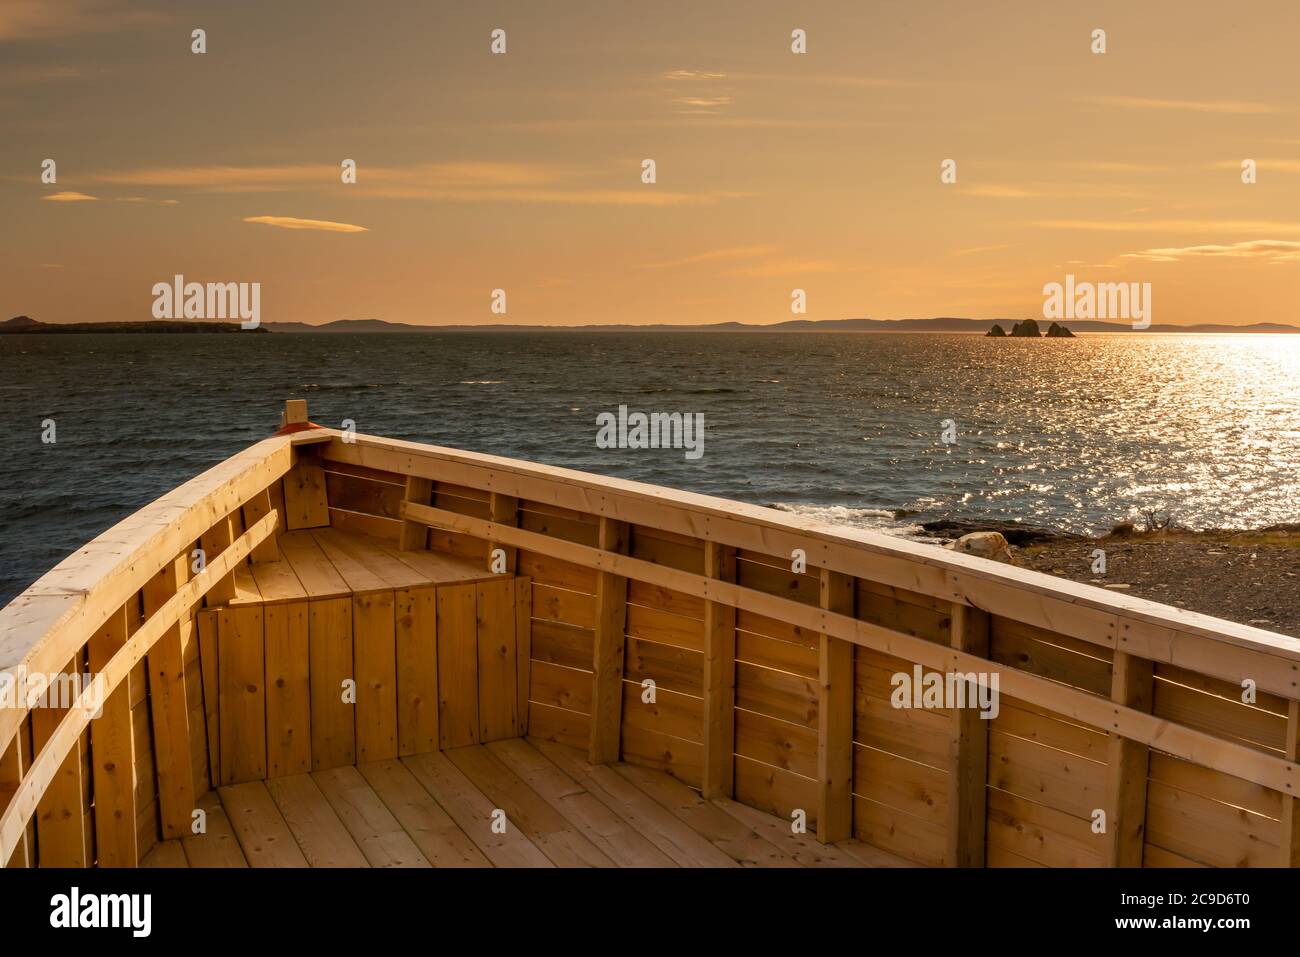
[{"left": 915, "top": 518, "right": 1300, "bottom": 637}]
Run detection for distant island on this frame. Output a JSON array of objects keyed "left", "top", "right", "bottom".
[
  {"left": 4, "top": 314, "right": 1298, "bottom": 335},
  {"left": 986, "top": 319, "right": 1074, "bottom": 338},
  {"left": 1, "top": 316, "right": 262, "bottom": 334}
]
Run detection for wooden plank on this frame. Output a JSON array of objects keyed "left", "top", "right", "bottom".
[
  {"left": 142, "top": 556, "right": 197, "bottom": 838},
  {"left": 817, "top": 568, "right": 855, "bottom": 843},
  {"left": 947, "top": 603, "right": 990, "bottom": 867},
  {"left": 181, "top": 791, "right": 247, "bottom": 867},
  {"left": 445, "top": 744, "right": 615, "bottom": 867},
  {"left": 309, "top": 598, "right": 355, "bottom": 770},
  {"left": 621, "top": 724, "right": 703, "bottom": 788},
  {"left": 477, "top": 579, "right": 518, "bottom": 742},
  {"left": 242, "top": 488, "right": 280, "bottom": 563},
  {"left": 353, "top": 591, "right": 398, "bottom": 763},
  {"left": 217, "top": 605, "right": 266, "bottom": 785},
  {"left": 266, "top": 773, "right": 369, "bottom": 867},
  {"left": 357, "top": 759, "right": 489, "bottom": 866},
  {"left": 625, "top": 680, "right": 702, "bottom": 743},
  {"left": 283, "top": 460, "right": 330, "bottom": 530},
  {"left": 141, "top": 840, "right": 188, "bottom": 868},
  {"left": 716, "top": 794, "right": 861, "bottom": 867},
  {"left": 198, "top": 513, "right": 238, "bottom": 606},
  {"left": 589, "top": 518, "right": 629, "bottom": 764},
  {"left": 515, "top": 579, "right": 532, "bottom": 734},
  {"left": 437, "top": 584, "right": 479, "bottom": 749},
  {"left": 278, "top": 532, "right": 349, "bottom": 599},
  {"left": 398, "top": 500, "right": 1300, "bottom": 797},
  {"left": 527, "top": 702, "right": 590, "bottom": 751},
  {"left": 532, "top": 739, "right": 736, "bottom": 867},
  {"left": 489, "top": 492, "right": 519, "bottom": 573},
  {"left": 1105, "top": 650, "right": 1153, "bottom": 867},
  {"left": 219, "top": 780, "right": 309, "bottom": 867},
  {"left": 487, "top": 738, "right": 675, "bottom": 866},
  {"left": 1284, "top": 699, "right": 1300, "bottom": 866},
  {"left": 702, "top": 542, "right": 737, "bottom": 800},
  {"left": 615, "top": 760, "right": 798, "bottom": 867},
  {"left": 399, "top": 477, "right": 433, "bottom": 550},
  {"left": 86, "top": 604, "right": 139, "bottom": 867},
  {"left": 402, "top": 750, "right": 554, "bottom": 867},
  {"left": 264, "top": 601, "right": 311, "bottom": 777},
  {"left": 312, "top": 765, "right": 429, "bottom": 867},
  {"left": 30, "top": 657, "right": 88, "bottom": 867},
  {"left": 395, "top": 586, "right": 438, "bottom": 757},
  {"left": 0, "top": 728, "right": 28, "bottom": 867}
]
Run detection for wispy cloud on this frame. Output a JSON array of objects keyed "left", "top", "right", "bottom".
[
  {"left": 90, "top": 160, "right": 745, "bottom": 206},
  {"left": 953, "top": 243, "right": 1013, "bottom": 256},
  {"left": 966, "top": 182, "right": 1144, "bottom": 199},
  {"left": 115, "top": 196, "right": 178, "bottom": 205},
  {"left": 1032, "top": 218, "right": 1300, "bottom": 234},
  {"left": 0, "top": 0, "right": 164, "bottom": 41},
  {"left": 662, "top": 70, "right": 726, "bottom": 81},
  {"left": 639, "top": 245, "right": 779, "bottom": 269},
  {"left": 731, "top": 258, "right": 838, "bottom": 278},
  {"left": 42, "top": 190, "right": 96, "bottom": 201},
  {"left": 1059, "top": 160, "right": 1173, "bottom": 173},
  {"left": 1123, "top": 240, "right": 1300, "bottom": 263},
  {"left": 1079, "top": 95, "right": 1282, "bottom": 115},
  {"left": 242, "top": 216, "right": 368, "bottom": 233}
]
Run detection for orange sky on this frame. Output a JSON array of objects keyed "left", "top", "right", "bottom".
[{"left": 4, "top": 0, "right": 1300, "bottom": 327}]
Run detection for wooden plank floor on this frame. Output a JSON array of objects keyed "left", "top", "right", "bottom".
[{"left": 141, "top": 738, "right": 916, "bottom": 868}]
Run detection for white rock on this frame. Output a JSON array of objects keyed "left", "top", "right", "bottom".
[{"left": 945, "top": 532, "right": 1013, "bottom": 564}]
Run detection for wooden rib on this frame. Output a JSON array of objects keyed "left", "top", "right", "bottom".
[
  {"left": 589, "top": 518, "right": 628, "bottom": 764},
  {"left": 702, "top": 542, "right": 737, "bottom": 800},
  {"left": 400, "top": 500, "right": 1300, "bottom": 798},
  {"left": 283, "top": 459, "right": 330, "bottom": 530},
  {"left": 947, "top": 603, "right": 991, "bottom": 867},
  {"left": 1104, "top": 650, "right": 1154, "bottom": 867},
  {"left": 30, "top": 657, "right": 88, "bottom": 867},
  {"left": 515, "top": 579, "right": 532, "bottom": 736},
  {"left": 86, "top": 604, "right": 138, "bottom": 867},
  {"left": 399, "top": 477, "right": 433, "bottom": 551},
  {"left": 488, "top": 493, "right": 519, "bottom": 573},
  {"left": 142, "top": 554, "right": 197, "bottom": 838},
  {"left": 198, "top": 513, "right": 238, "bottom": 606},
  {"left": 1281, "top": 700, "right": 1300, "bottom": 866},
  {"left": 0, "top": 730, "right": 28, "bottom": 867},
  {"left": 242, "top": 488, "right": 280, "bottom": 563},
  {"left": 817, "top": 569, "right": 855, "bottom": 843}
]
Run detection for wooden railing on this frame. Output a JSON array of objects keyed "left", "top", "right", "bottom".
[
  {"left": 4, "top": 408, "right": 1300, "bottom": 868},
  {"left": 311, "top": 426, "right": 1300, "bottom": 868},
  {"left": 0, "top": 434, "right": 293, "bottom": 866}
]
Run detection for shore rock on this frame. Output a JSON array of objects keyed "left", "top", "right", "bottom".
[
  {"left": 920, "top": 518, "right": 1073, "bottom": 547},
  {"left": 1009, "top": 318, "right": 1042, "bottom": 337},
  {"left": 985, "top": 323, "right": 1007, "bottom": 337},
  {"left": 1045, "top": 322, "right": 1075, "bottom": 338},
  {"left": 945, "top": 531, "right": 1014, "bottom": 563}
]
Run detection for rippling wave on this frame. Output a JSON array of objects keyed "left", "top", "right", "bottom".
[{"left": 2, "top": 330, "right": 1298, "bottom": 603}]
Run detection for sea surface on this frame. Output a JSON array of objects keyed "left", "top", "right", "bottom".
[{"left": 2, "top": 331, "right": 1299, "bottom": 605}]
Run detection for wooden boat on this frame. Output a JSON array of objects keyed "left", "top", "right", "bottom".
[{"left": 2, "top": 399, "right": 1298, "bottom": 869}]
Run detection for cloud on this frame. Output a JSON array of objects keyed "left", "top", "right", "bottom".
[
  {"left": 90, "top": 160, "right": 745, "bottom": 206},
  {"left": 965, "top": 182, "right": 1144, "bottom": 199},
  {"left": 674, "top": 96, "right": 732, "bottom": 108},
  {"left": 1059, "top": 161, "right": 1173, "bottom": 173},
  {"left": 0, "top": 0, "right": 164, "bottom": 41},
  {"left": 42, "top": 190, "right": 96, "bottom": 201},
  {"left": 639, "top": 245, "right": 779, "bottom": 269},
  {"left": 662, "top": 70, "right": 726, "bottom": 80},
  {"left": 953, "top": 243, "right": 1013, "bottom": 256},
  {"left": 731, "top": 258, "right": 838, "bottom": 278},
  {"left": 1122, "top": 240, "right": 1300, "bottom": 263},
  {"left": 1032, "top": 218, "right": 1300, "bottom": 234},
  {"left": 1079, "top": 95, "right": 1282, "bottom": 115},
  {"left": 242, "top": 216, "right": 368, "bottom": 233}
]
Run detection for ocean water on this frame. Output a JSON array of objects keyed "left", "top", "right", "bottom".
[{"left": 3, "top": 331, "right": 1299, "bottom": 605}]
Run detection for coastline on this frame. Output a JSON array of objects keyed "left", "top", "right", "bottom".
[{"left": 914, "top": 518, "right": 1300, "bottom": 636}]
